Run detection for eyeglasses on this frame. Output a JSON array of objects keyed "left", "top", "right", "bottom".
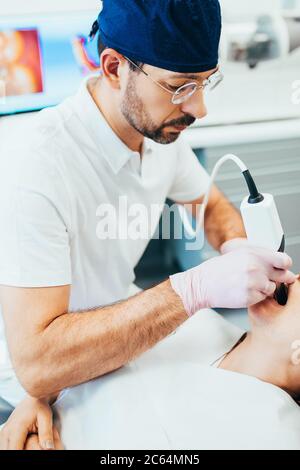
[{"left": 124, "top": 56, "right": 224, "bottom": 105}]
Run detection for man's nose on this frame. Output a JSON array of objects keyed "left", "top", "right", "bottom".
[{"left": 180, "top": 90, "right": 207, "bottom": 120}]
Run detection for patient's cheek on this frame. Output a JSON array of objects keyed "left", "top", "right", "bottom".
[
  {"left": 286, "top": 279, "right": 300, "bottom": 305},
  {"left": 249, "top": 297, "right": 280, "bottom": 319}
]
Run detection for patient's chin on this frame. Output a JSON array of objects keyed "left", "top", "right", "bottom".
[{"left": 249, "top": 296, "right": 282, "bottom": 323}]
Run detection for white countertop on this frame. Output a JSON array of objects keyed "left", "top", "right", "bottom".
[
  {"left": 185, "top": 118, "right": 300, "bottom": 148},
  {"left": 1, "top": 112, "right": 300, "bottom": 150}
]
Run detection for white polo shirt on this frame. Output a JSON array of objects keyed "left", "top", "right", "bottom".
[{"left": 0, "top": 77, "right": 210, "bottom": 405}]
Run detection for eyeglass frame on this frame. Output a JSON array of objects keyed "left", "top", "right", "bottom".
[{"left": 123, "top": 56, "right": 224, "bottom": 105}]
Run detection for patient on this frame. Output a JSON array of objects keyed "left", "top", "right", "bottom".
[
  {"left": 219, "top": 275, "right": 300, "bottom": 403},
  {"left": 1, "top": 277, "right": 300, "bottom": 450}
]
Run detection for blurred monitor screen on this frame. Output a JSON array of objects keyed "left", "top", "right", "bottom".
[{"left": 0, "top": 10, "right": 100, "bottom": 115}]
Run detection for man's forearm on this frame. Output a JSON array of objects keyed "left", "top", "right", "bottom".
[
  {"left": 27, "top": 280, "right": 187, "bottom": 398},
  {"left": 184, "top": 186, "right": 246, "bottom": 252},
  {"left": 204, "top": 196, "right": 246, "bottom": 251}
]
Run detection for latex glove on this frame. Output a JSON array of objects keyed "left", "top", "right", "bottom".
[
  {"left": 220, "top": 238, "right": 256, "bottom": 254},
  {"left": 169, "top": 247, "right": 296, "bottom": 316},
  {"left": 0, "top": 396, "right": 63, "bottom": 450}
]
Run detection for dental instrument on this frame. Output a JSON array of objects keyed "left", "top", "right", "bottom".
[{"left": 177, "top": 154, "right": 288, "bottom": 305}]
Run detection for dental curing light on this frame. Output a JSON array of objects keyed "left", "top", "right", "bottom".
[
  {"left": 240, "top": 167, "right": 288, "bottom": 306},
  {"left": 177, "top": 154, "right": 288, "bottom": 305}
]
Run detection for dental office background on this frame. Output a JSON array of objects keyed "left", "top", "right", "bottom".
[{"left": 1, "top": 0, "right": 300, "bottom": 328}]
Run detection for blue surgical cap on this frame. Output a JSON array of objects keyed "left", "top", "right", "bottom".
[{"left": 91, "top": 0, "right": 222, "bottom": 73}]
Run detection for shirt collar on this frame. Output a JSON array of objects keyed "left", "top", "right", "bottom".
[{"left": 70, "top": 77, "right": 153, "bottom": 174}]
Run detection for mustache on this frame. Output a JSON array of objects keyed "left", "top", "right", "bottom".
[{"left": 164, "top": 115, "right": 196, "bottom": 128}]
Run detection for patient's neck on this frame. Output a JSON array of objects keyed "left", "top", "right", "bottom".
[{"left": 219, "top": 333, "right": 291, "bottom": 393}]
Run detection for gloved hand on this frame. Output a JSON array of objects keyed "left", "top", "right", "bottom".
[
  {"left": 220, "top": 237, "right": 255, "bottom": 254},
  {"left": 169, "top": 246, "right": 296, "bottom": 316}
]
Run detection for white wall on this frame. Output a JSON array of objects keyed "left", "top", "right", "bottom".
[{"left": 1, "top": 0, "right": 99, "bottom": 15}]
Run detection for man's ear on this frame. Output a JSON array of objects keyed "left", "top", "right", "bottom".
[{"left": 100, "top": 48, "right": 126, "bottom": 88}]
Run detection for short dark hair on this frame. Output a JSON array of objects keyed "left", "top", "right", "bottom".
[{"left": 97, "top": 34, "right": 144, "bottom": 73}]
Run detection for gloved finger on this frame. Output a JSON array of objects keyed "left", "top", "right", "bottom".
[
  {"left": 37, "top": 406, "right": 54, "bottom": 450},
  {"left": 262, "top": 251, "right": 293, "bottom": 270},
  {"left": 24, "top": 434, "right": 43, "bottom": 450},
  {"left": 248, "top": 271, "right": 276, "bottom": 297},
  {"left": 248, "top": 289, "right": 268, "bottom": 306},
  {"left": 220, "top": 238, "right": 248, "bottom": 254},
  {"left": 53, "top": 427, "right": 64, "bottom": 450},
  {"left": 260, "top": 280, "right": 277, "bottom": 297},
  {"left": 269, "top": 269, "right": 297, "bottom": 285},
  {"left": 248, "top": 271, "right": 277, "bottom": 297}
]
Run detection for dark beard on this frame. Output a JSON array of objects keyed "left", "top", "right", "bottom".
[{"left": 121, "top": 75, "right": 196, "bottom": 145}]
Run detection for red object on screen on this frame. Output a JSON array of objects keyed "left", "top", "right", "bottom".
[{"left": 0, "top": 29, "right": 43, "bottom": 97}]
